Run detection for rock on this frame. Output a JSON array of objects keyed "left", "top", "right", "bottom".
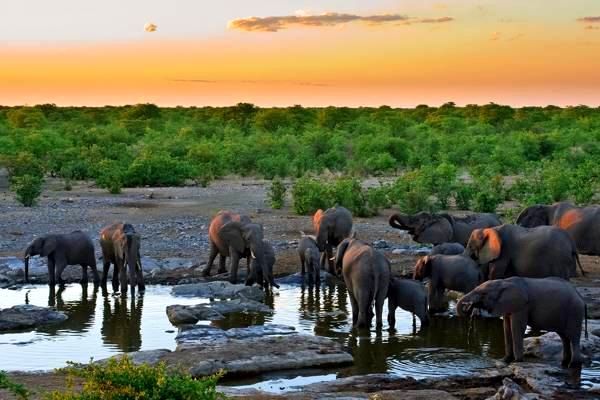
[
  {"left": 100, "top": 324, "right": 352, "bottom": 378},
  {"left": 523, "top": 331, "right": 600, "bottom": 362},
  {"left": 171, "top": 281, "right": 265, "bottom": 302},
  {"left": 392, "top": 249, "right": 406, "bottom": 255},
  {"left": 372, "top": 240, "right": 389, "bottom": 249},
  {"left": 176, "top": 324, "right": 296, "bottom": 348},
  {"left": 0, "top": 304, "right": 68, "bottom": 331},
  {"left": 486, "top": 378, "right": 540, "bottom": 400},
  {"left": 509, "top": 363, "right": 567, "bottom": 398},
  {"left": 166, "top": 298, "right": 272, "bottom": 325}
]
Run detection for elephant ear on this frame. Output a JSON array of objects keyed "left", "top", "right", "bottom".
[
  {"left": 41, "top": 236, "right": 57, "bottom": 257},
  {"left": 416, "top": 216, "right": 453, "bottom": 245},
  {"left": 479, "top": 228, "right": 501, "bottom": 264},
  {"left": 490, "top": 280, "right": 528, "bottom": 315},
  {"left": 413, "top": 256, "right": 431, "bottom": 280},
  {"left": 516, "top": 205, "right": 548, "bottom": 227},
  {"left": 219, "top": 221, "right": 246, "bottom": 254},
  {"left": 313, "top": 209, "right": 324, "bottom": 232}
]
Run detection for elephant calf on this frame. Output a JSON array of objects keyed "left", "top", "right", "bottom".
[
  {"left": 298, "top": 234, "right": 320, "bottom": 284},
  {"left": 457, "top": 277, "right": 586, "bottom": 368},
  {"left": 249, "top": 239, "right": 280, "bottom": 291},
  {"left": 335, "top": 238, "right": 390, "bottom": 329},
  {"left": 413, "top": 255, "right": 481, "bottom": 312},
  {"left": 430, "top": 242, "right": 465, "bottom": 256},
  {"left": 387, "top": 277, "right": 429, "bottom": 330},
  {"left": 24, "top": 231, "right": 99, "bottom": 286}
]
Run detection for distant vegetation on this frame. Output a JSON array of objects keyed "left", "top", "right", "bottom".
[{"left": 0, "top": 103, "right": 598, "bottom": 212}]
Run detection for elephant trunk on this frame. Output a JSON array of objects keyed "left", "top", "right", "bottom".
[
  {"left": 456, "top": 292, "right": 479, "bottom": 317},
  {"left": 23, "top": 245, "right": 33, "bottom": 283},
  {"left": 389, "top": 213, "right": 412, "bottom": 232}
]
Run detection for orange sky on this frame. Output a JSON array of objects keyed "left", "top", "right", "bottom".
[{"left": 1, "top": 1, "right": 600, "bottom": 106}]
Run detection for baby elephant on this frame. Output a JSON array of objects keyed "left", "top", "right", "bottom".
[
  {"left": 430, "top": 242, "right": 465, "bottom": 256},
  {"left": 249, "top": 239, "right": 280, "bottom": 291},
  {"left": 387, "top": 277, "right": 429, "bottom": 330},
  {"left": 335, "top": 238, "right": 391, "bottom": 329},
  {"left": 100, "top": 223, "right": 145, "bottom": 296},
  {"left": 457, "top": 277, "right": 586, "bottom": 368},
  {"left": 298, "top": 234, "right": 321, "bottom": 284},
  {"left": 414, "top": 254, "right": 481, "bottom": 312}
]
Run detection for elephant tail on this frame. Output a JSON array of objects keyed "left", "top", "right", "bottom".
[
  {"left": 575, "top": 251, "right": 586, "bottom": 276},
  {"left": 585, "top": 303, "right": 588, "bottom": 340}
]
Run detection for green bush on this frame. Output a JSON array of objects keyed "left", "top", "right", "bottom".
[
  {"left": 472, "top": 175, "right": 504, "bottom": 213},
  {"left": 292, "top": 176, "right": 335, "bottom": 215},
  {"left": 11, "top": 174, "right": 43, "bottom": 207},
  {"left": 95, "top": 160, "right": 124, "bottom": 194},
  {"left": 454, "top": 182, "right": 475, "bottom": 210},
  {"left": 268, "top": 179, "right": 286, "bottom": 209},
  {"left": 389, "top": 170, "right": 435, "bottom": 214},
  {"left": 0, "top": 371, "right": 29, "bottom": 399},
  {"left": 46, "top": 356, "right": 224, "bottom": 400}
]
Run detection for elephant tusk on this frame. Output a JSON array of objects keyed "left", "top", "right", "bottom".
[
  {"left": 24, "top": 255, "right": 30, "bottom": 259},
  {"left": 251, "top": 250, "right": 256, "bottom": 259},
  {"left": 329, "top": 256, "right": 336, "bottom": 261}
]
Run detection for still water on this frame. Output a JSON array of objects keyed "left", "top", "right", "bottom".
[{"left": 0, "top": 282, "right": 597, "bottom": 392}]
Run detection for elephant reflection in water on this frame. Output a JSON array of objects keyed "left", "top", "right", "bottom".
[
  {"left": 101, "top": 294, "right": 144, "bottom": 352},
  {"left": 41, "top": 285, "right": 98, "bottom": 334},
  {"left": 347, "top": 333, "right": 389, "bottom": 374},
  {"left": 299, "top": 281, "right": 349, "bottom": 337}
]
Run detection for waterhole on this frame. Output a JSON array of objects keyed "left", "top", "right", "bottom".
[{"left": 0, "top": 283, "right": 598, "bottom": 392}]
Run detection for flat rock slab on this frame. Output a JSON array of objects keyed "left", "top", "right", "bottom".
[
  {"left": 171, "top": 281, "right": 265, "bottom": 301},
  {"left": 166, "top": 298, "right": 272, "bottom": 325},
  {"left": 103, "top": 324, "right": 352, "bottom": 377},
  {"left": 0, "top": 304, "right": 68, "bottom": 331}
]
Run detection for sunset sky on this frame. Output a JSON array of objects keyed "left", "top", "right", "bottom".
[{"left": 1, "top": 0, "right": 600, "bottom": 107}]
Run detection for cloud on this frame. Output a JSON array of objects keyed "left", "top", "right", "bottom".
[
  {"left": 228, "top": 12, "right": 453, "bottom": 32},
  {"left": 577, "top": 16, "right": 600, "bottom": 23},
  {"left": 585, "top": 25, "right": 600, "bottom": 30},
  {"left": 489, "top": 31, "right": 501, "bottom": 41},
  {"left": 144, "top": 23, "right": 157, "bottom": 32}
]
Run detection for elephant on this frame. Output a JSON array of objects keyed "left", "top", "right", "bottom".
[
  {"left": 314, "top": 206, "right": 353, "bottom": 275},
  {"left": 413, "top": 254, "right": 481, "bottom": 312},
  {"left": 298, "top": 234, "right": 321, "bottom": 284},
  {"left": 464, "top": 224, "right": 583, "bottom": 280},
  {"left": 249, "top": 239, "right": 280, "bottom": 291},
  {"left": 457, "top": 277, "right": 587, "bottom": 367},
  {"left": 389, "top": 212, "right": 501, "bottom": 246},
  {"left": 517, "top": 202, "right": 600, "bottom": 259},
  {"left": 100, "top": 223, "right": 145, "bottom": 296},
  {"left": 335, "top": 238, "right": 390, "bottom": 329},
  {"left": 430, "top": 242, "right": 465, "bottom": 256},
  {"left": 202, "top": 210, "right": 265, "bottom": 285},
  {"left": 387, "top": 277, "right": 429, "bottom": 330},
  {"left": 24, "top": 231, "right": 99, "bottom": 287}
]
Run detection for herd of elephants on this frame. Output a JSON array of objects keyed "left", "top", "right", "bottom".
[{"left": 19, "top": 201, "right": 600, "bottom": 370}]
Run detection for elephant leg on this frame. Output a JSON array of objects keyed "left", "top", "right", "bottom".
[
  {"left": 80, "top": 264, "right": 88, "bottom": 284},
  {"left": 202, "top": 242, "right": 219, "bottom": 276},
  {"left": 56, "top": 261, "right": 66, "bottom": 286},
  {"left": 217, "top": 255, "right": 227, "bottom": 275},
  {"left": 301, "top": 257, "right": 306, "bottom": 275},
  {"left": 357, "top": 290, "right": 371, "bottom": 329},
  {"left": 136, "top": 258, "right": 145, "bottom": 293},
  {"left": 569, "top": 334, "right": 584, "bottom": 368},
  {"left": 559, "top": 334, "right": 572, "bottom": 368},
  {"left": 128, "top": 258, "right": 137, "bottom": 294},
  {"left": 229, "top": 249, "right": 240, "bottom": 284},
  {"left": 502, "top": 316, "right": 515, "bottom": 363},
  {"left": 111, "top": 263, "right": 120, "bottom": 293},
  {"left": 102, "top": 260, "right": 110, "bottom": 286},
  {"left": 48, "top": 258, "right": 56, "bottom": 287},
  {"left": 90, "top": 262, "right": 100, "bottom": 285},
  {"left": 510, "top": 312, "right": 527, "bottom": 362},
  {"left": 118, "top": 259, "right": 128, "bottom": 296},
  {"left": 374, "top": 286, "right": 386, "bottom": 330},
  {"left": 387, "top": 302, "right": 397, "bottom": 331},
  {"left": 348, "top": 292, "right": 359, "bottom": 327}
]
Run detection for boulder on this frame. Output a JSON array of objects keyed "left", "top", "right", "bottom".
[
  {"left": 486, "top": 378, "right": 541, "bottom": 400},
  {"left": 523, "top": 331, "right": 600, "bottom": 362},
  {"left": 100, "top": 324, "right": 352, "bottom": 378},
  {"left": 166, "top": 298, "right": 272, "bottom": 325},
  {"left": 171, "top": 281, "right": 265, "bottom": 301},
  {"left": 0, "top": 304, "right": 68, "bottom": 331}
]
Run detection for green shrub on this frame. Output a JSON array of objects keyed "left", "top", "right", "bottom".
[
  {"left": 472, "top": 175, "right": 504, "bottom": 213},
  {"left": 0, "top": 371, "right": 29, "bottom": 399},
  {"left": 268, "top": 179, "right": 286, "bottom": 209},
  {"left": 46, "top": 356, "right": 224, "bottom": 400},
  {"left": 292, "top": 176, "right": 335, "bottom": 215},
  {"left": 365, "top": 184, "right": 393, "bottom": 210},
  {"left": 11, "top": 174, "right": 43, "bottom": 207},
  {"left": 95, "top": 160, "right": 124, "bottom": 194},
  {"left": 454, "top": 182, "right": 475, "bottom": 210},
  {"left": 389, "top": 170, "right": 435, "bottom": 214}
]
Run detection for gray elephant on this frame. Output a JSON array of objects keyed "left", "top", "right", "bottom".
[
  {"left": 457, "top": 277, "right": 586, "bottom": 367},
  {"left": 314, "top": 206, "right": 353, "bottom": 275},
  {"left": 430, "top": 242, "right": 465, "bottom": 256},
  {"left": 24, "top": 231, "right": 99, "bottom": 287},
  {"left": 389, "top": 212, "right": 501, "bottom": 246},
  {"left": 249, "top": 239, "right": 279, "bottom": 291},
  {"left": 335, "top": 238, "right": 390, "bottom": 329},
  {"left": 201, "top": 210, "right": 265, "bottom": 285},
  {"left": 464, "top": 224, "right": 583, "bottom": 280},
  {"left": 387, "top": 277, "right": 429, "bottom": 330},
  {"left": 517, "top": 202, "right": 599, "bottom": 260},
  {"left": 413, "top": 254, "right": 481, "bottom": 311},
  {"left": 100, "top": 223, "right": 145, "bottom": 296},
  {"left": 298, "top": 234, "right": 320, "bottom": 284}
]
